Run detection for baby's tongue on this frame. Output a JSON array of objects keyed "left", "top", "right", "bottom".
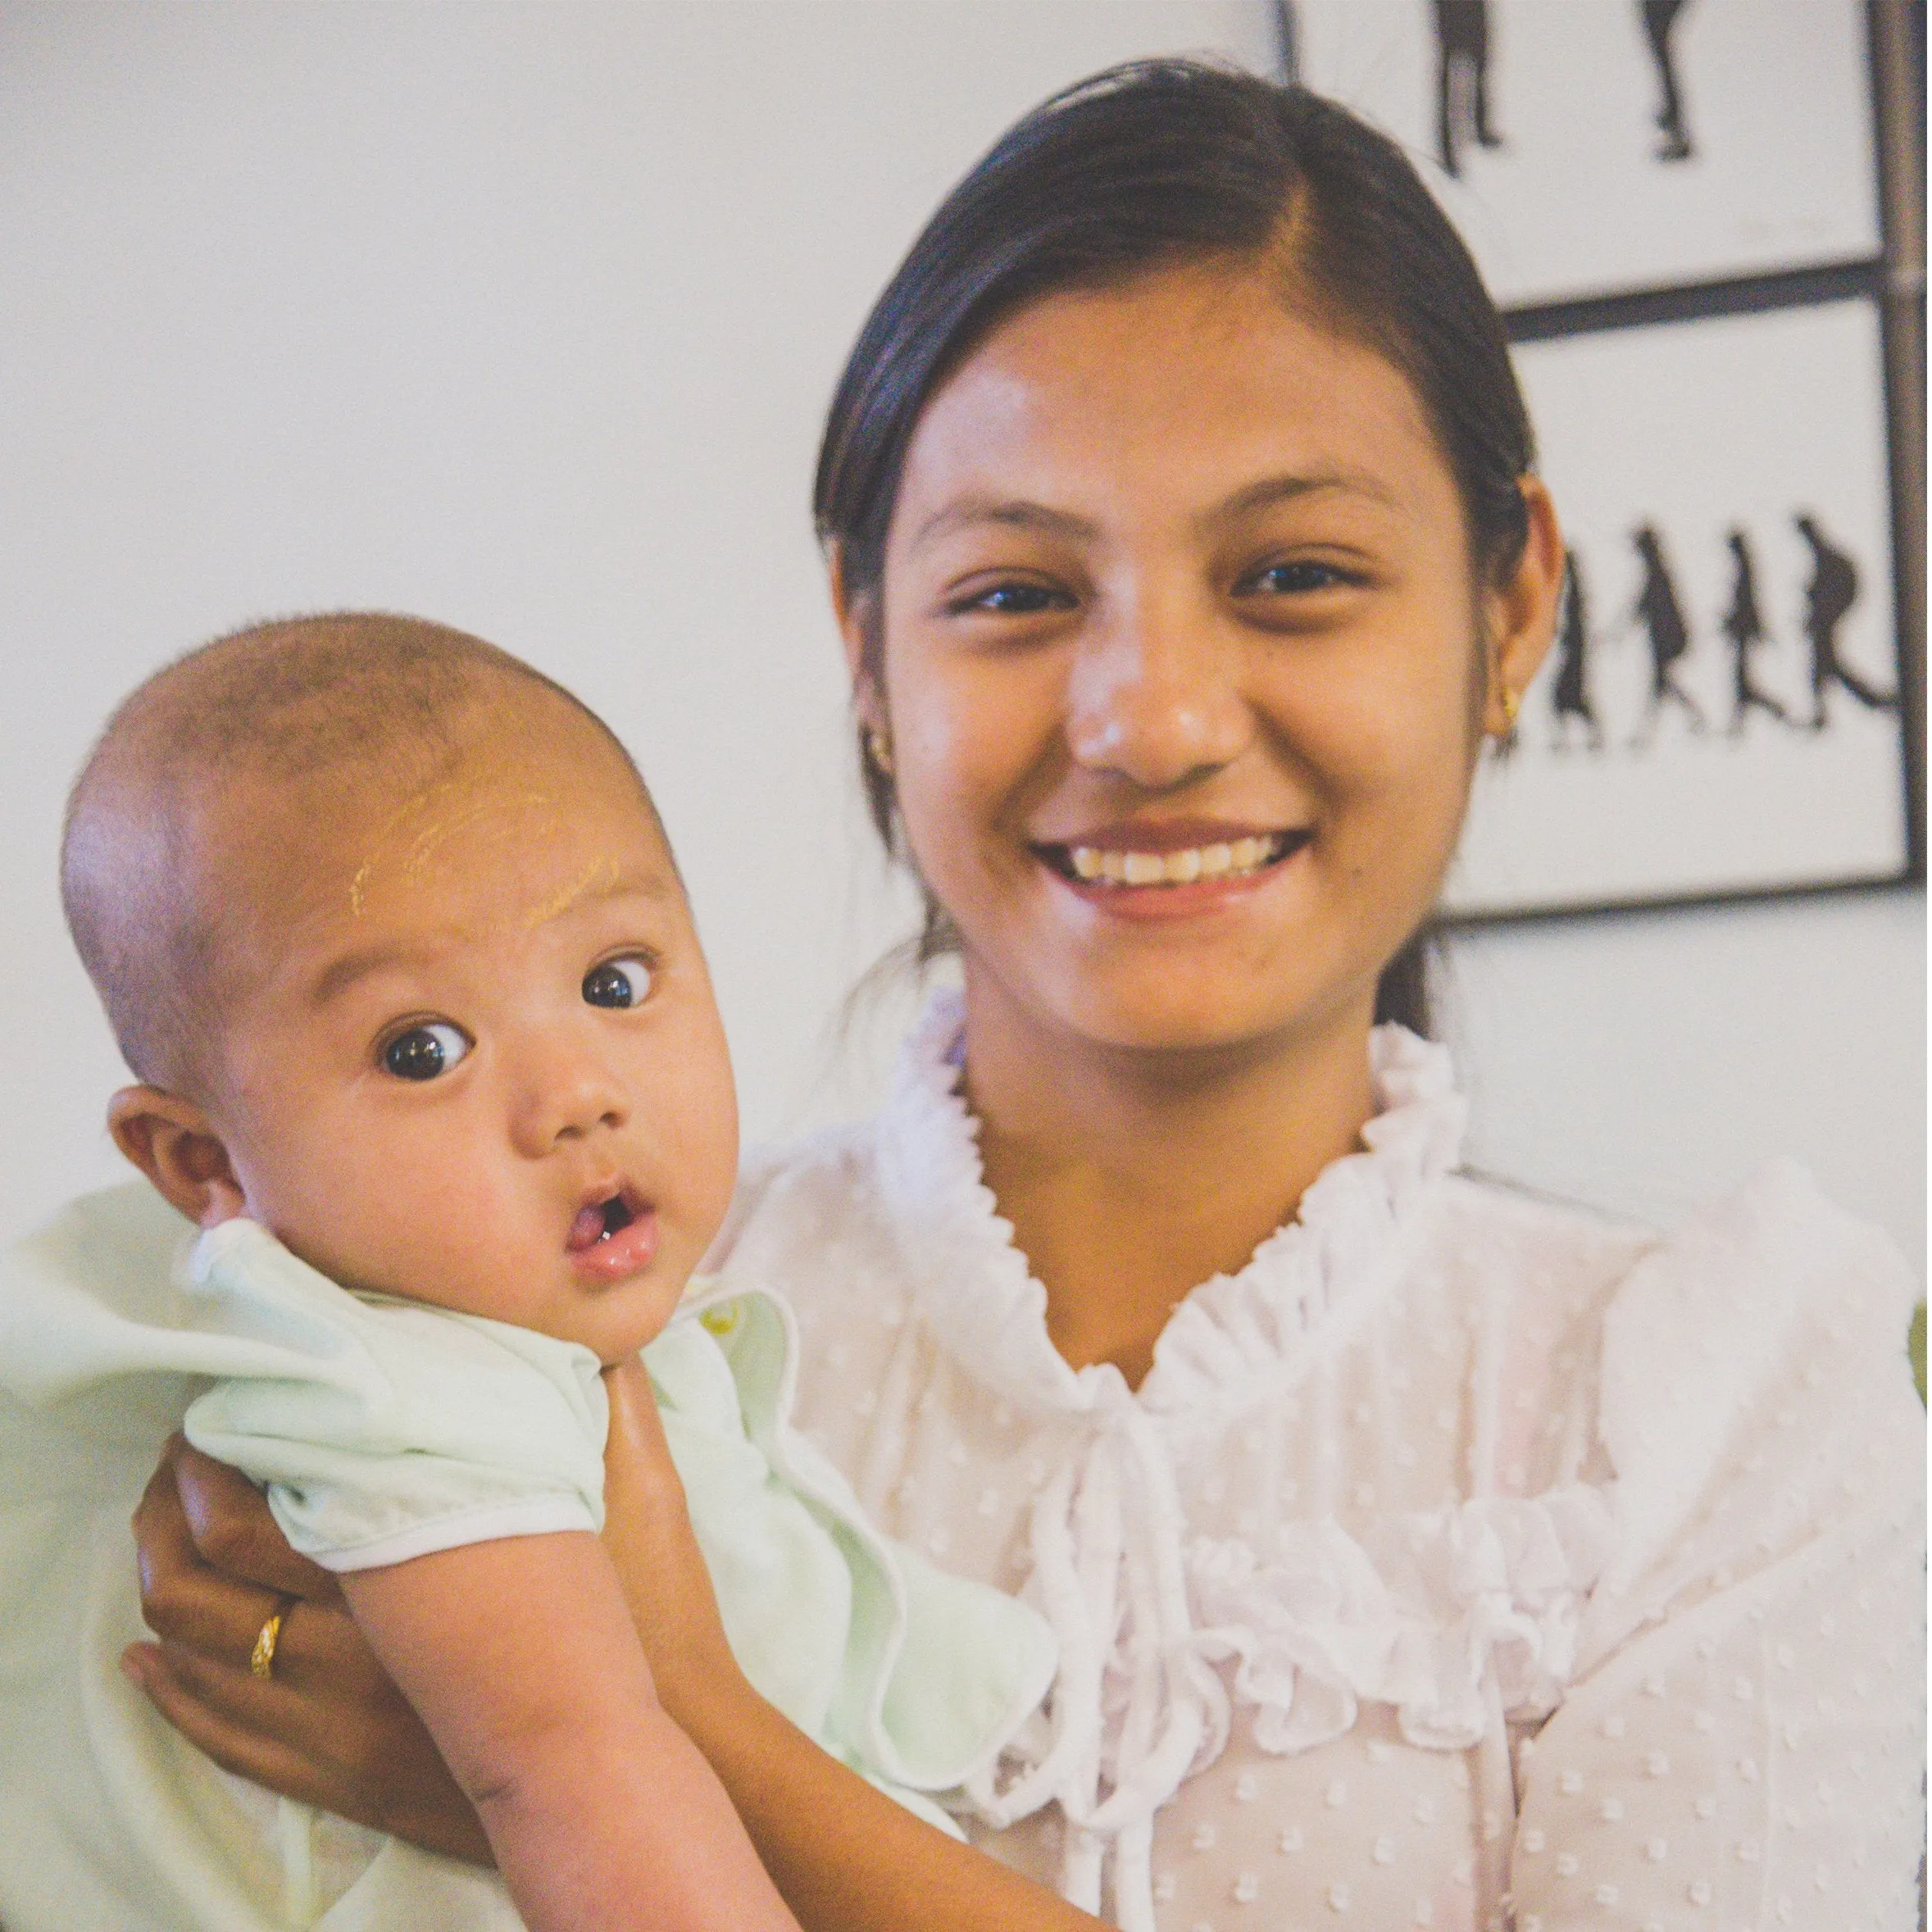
[{"left": 566, "top": 1203, "right": 607, "bottom": 1252}]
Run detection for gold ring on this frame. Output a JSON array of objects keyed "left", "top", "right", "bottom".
[{"left": 250, "top": 1606, "right": 287, "bottom": 1680}]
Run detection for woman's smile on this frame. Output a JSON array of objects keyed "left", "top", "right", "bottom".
[{"left": 1030, "top": 821, "right": 1313, "bottom": 921}]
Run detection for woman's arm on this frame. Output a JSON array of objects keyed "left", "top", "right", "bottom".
[
  {"left": 340, "top": 1533, "right": 798, "bottom": 1932},
  {"left": 127, "top": 1423, "right": 1102, "bottom": 1932},
  {"left": 598, "top": 1359, "right": 1099, "bottom": 1932}
]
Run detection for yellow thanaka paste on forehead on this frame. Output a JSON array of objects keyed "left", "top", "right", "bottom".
[
  {"left": 347, "top": 774, "right": 566, "bottom": 918},
  {"left": 522, "top": 855, "right": 624, "bottom": 932}
]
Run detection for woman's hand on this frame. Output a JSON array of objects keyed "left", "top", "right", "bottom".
[
  {"left": 125, "top": 1434, "right": 492, "bottom": 1866},
  {"left": 599, "top": 1357, "right": 1100, "bottom": 1932},
  {"left": 598, "top": 1356, "right": 747, "bottom": 1732}
]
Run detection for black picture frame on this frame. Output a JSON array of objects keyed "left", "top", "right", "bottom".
[{"left": 1452, "top": 0, "right": 1924, "bottom": 927}]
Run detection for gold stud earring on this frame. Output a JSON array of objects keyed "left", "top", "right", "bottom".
[
  {"left": 1498, "top": 685, "right": 1520, "bottom": 734},
  {"left": 866, "top": 725, "right": 895, "bottom": 777}
]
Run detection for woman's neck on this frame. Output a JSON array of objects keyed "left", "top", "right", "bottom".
[{"left": 959, "top": 970, "right": 1381, "bottom": 1390}]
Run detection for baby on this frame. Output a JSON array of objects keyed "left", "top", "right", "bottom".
[{"left": 0, "top": 615, "right": 1052, "bottom": 1932}]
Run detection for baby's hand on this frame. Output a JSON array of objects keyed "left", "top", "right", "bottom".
[{"left": 600, "top": 1358, "right": 743, "bottom": 1729}]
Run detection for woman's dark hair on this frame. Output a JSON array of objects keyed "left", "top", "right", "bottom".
[{"left": 816, "top": 60, "right": 1537, "bottom": 1037}]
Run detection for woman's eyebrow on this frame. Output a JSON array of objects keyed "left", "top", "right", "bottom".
[
  {"left": 907, "top": 496, "right": 1101, "bottom": 554},
  {"left": 1201, "top": 470, "right": 1401, "bottom": 528}
]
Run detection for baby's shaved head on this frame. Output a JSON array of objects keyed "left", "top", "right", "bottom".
[{"left": 63, "top": 612, "right": 654, "bottom": 1096}]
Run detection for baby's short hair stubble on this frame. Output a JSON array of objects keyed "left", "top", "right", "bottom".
[{"left": 62, "top": 612, "right": 652, "bottom": 1095}]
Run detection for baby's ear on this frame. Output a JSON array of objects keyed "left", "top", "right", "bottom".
[{"left": 107, "top": 1087, "right": 247, "bottom": 1230}]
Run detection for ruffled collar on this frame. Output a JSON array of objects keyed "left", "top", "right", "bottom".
[{"left": 870, "top": 989, "right": 1468, "bottom": 1424}]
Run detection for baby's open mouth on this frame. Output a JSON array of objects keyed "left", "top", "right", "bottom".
[
  {"left": 566, "top": 1189, "right": 639, "bottom": 1253},
  {"left": 1035, "top": 829, "right": 1309, "bottom": 888}
]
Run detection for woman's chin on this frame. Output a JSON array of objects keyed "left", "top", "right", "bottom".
[{"left": 1017, "top": 968, "right": 1352, "bottom": 1065}]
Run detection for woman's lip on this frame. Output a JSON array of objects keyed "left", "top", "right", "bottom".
[
  {"left": 1032, "top": 818, "right": 1298, "bottom": 854},
  {"left": 1039, "top": 833, "right": 1310, "bottom": 921},
  {"left": 568, "top": 1206, "right": 659, "bottom": 1285}
]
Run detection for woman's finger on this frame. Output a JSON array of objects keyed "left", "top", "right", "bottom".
[
  {"left": 123, "top": 1641, "right": 493, "bottom": 1866},
  {"left": 125, "top": 1634, "right": 363, "bottom": 1763},
  {"left": 134, "top": 1547, "right": 399, "bottom": 1707},
  {"left": 132, "top": 1452, "right": 297, "bottom": 1665},
  {"left": 132, "top": 1447, "right": 393, "bottom": 1702},
  {"left": 167, "top": 1435, "right": 340, "bottom": 1602},
  {"left": 122, "top": 1643, "right": 355, "bottom": 1813}
]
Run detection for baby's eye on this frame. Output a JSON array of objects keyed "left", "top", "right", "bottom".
[
  {"left": 383, "top": 1022, "right": 470, "bottom": 1082},
  {"left": 583, "top": 957, "right": 652, "bottom": 1010}
]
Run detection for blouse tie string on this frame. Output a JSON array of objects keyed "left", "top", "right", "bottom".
[{"left": 966, "top": 1387, "right": 1230, "bottom": 1932}]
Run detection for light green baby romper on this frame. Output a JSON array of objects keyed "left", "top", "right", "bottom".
[{"left": 0, "top": 1186, "right": 1057, "bottom": 1932}]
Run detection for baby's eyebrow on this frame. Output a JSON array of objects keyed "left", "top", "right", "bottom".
[
  {"left": 310, "top": 941, "right": 420, "bottom": 1008},
  {"left": 520, "top": 857, "right": 674, "bottom": 932},
  {"left": 310, "top": 867, "right": 679, "bottom": 1007}
]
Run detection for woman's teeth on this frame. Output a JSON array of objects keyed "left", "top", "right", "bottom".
[{"left": 1064, "top": 833, "right": 1291, "bottom": 887}]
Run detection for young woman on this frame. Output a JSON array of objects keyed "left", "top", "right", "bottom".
[{"left": 116, "top": 62, "right": 1925, "bottom": 1932}]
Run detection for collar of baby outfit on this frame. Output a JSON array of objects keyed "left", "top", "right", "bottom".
[{"left": 867, "top": 992, "right": 1612, "bottom": 1932}]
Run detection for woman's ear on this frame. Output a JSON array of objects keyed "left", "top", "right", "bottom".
[
  {"left": 828, "top": 543, "right": 888, "bottom": 734},
  {"left": 107, "top": 1087, "right": 247, "bottom": 1230},
  {"left": 1481, "top": 477, "right": 1566, "bottom": 736}
]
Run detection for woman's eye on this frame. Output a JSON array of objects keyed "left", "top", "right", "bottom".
[
  {"left": 583, "top": 957, "right": 652, "bottom": 1010},
  {"left": 382, "top": 1022, "right": 470, "bottom": 1082},
  {"left": 957, "top": 581, "right": 1070, "bottom": 616},
  {"left": 1241, "top": 560, "right": 1354, "bottom": 597}
]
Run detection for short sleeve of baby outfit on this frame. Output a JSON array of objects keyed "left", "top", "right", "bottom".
[
  {"left": 179, "top": 1220, "right": 608, "bottom": 1571},
  {"left": 1510, "top": 1161, "right": 1925, "bottom": 1931}
]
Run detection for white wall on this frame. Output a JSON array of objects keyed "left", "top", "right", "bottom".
[{"left": 2, "top": 2, "right": 1920, "bottom": 1268}]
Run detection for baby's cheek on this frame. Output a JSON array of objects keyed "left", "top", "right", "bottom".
[{"left": 666, "top": 1084, "right": 742, "bottom": 1238}]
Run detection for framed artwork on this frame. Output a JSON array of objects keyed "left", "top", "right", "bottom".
[
  {"left": 1273, "top": 0, "right": 1919, "bottom": 919},
  {"left": 1445, "top": 295, "right": 1909, "bottom": 918},
  {"left": 1284, "top": 0, "right": 1881, "bottom": 307}
]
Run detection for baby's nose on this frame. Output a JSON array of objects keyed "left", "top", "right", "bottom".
[{"left": 511, "top": 1037, "right": 630, "bottom": 1155}]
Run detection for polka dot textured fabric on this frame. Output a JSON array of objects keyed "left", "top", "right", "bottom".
[{"left": 712, "top": 995, "right": 1925, "bottom": 1930}]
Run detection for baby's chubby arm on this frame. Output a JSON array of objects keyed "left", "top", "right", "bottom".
[{"left": 339, "top": 1531, "right": 799, "bottom": 1932}]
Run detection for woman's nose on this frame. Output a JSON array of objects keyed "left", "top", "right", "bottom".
[
  {"left": 1064, "top": 588, "right": 1250, "bottom": 789},
  {"left": 508, "top": 1031, "right": 631, "bottom": 1157}
]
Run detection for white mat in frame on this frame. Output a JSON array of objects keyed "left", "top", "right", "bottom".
[
  {"left": 1289, "top": 0, "right": 1880, "bottom": 307},
  {"left": 1446, "top": 296, "right": 1907, "bottom": 919}
]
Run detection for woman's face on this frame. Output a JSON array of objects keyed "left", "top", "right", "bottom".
[{"left": 849, "top": 260, "right": 1557, "bottom": 1060}]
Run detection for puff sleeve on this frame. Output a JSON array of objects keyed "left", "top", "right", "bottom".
[{"left": 1510, "top": 1162, "right": 1925, "bottom": 1930}]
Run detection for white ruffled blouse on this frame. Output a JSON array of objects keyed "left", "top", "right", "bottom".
[{"left": 711, "top": 996, "right": 1925, "bottom": 1932}]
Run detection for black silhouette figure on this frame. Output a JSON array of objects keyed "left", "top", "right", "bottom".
[
  {"left": 1433, "top": 1, "right": 1503, "bottom": 178},
  {"left": 1550, "top": 550, "right": 1605, "bottom": 752},
  {"left": 1271, "top": 0, "right": 1300, "bottom": 84},
  {"left": 1640, "top": 0, "right": 1697, "bottom": 162},
  {"left": 1794, "top": 512, "right": 1895, "bottom": 729},
  {"left": 1720, "top": 530, "right": 1795, "bottom": 735},
  {"left": 1630, "top": 524, "right": 1706, "bottom": 742}
]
